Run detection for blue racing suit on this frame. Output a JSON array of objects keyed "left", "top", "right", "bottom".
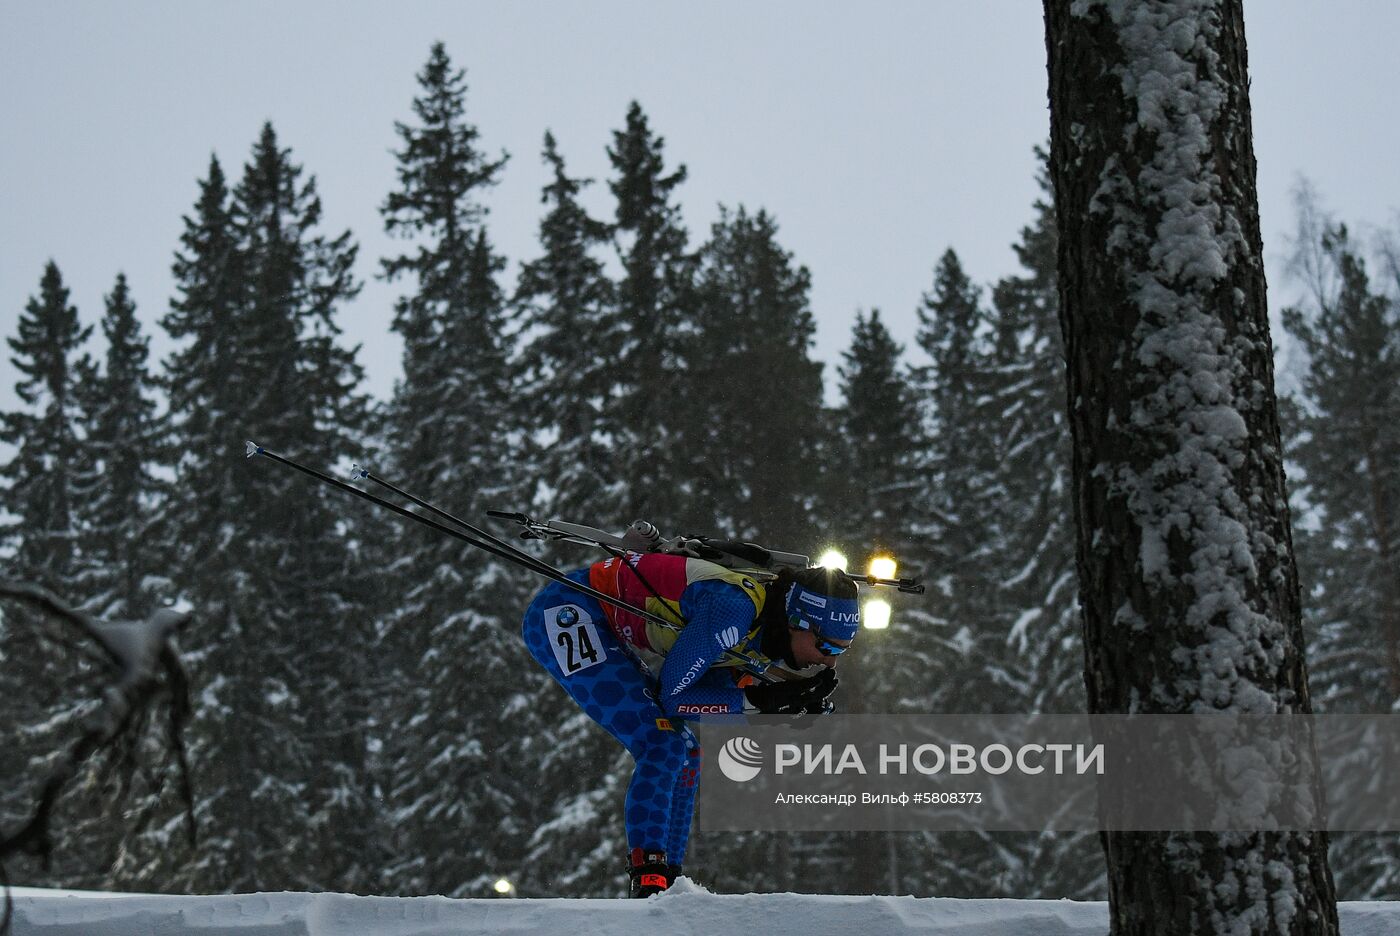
[{"left": 521, "top": 560, "right": 770, "bottom": 863}]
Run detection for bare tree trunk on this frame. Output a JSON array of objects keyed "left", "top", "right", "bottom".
[{"left": 1042, "top": 1, "right": 1338, "bottom": 933}]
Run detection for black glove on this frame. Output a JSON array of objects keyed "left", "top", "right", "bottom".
[
  {"left": 744, "top": 669, "right": 838, "bottom": 715},
  {"left": 781, "top": 696, "right": 836, "bottom": 731}
]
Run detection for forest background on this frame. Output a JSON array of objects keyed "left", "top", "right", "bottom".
[{"left": 2, "top": 4, "right": 1398, "bottom": 903}]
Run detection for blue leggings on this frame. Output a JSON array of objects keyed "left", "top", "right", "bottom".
[{"left": 522, "top": 571, "right": 702, "bottom": 862}]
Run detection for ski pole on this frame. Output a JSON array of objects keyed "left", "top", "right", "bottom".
[
  {"left": 344, "top": 460, "right": 774, "bottom": 677},
  {"left": 245, "top": 442, "right": 774, "bottom": 678},
  {"left": 356, "top": 466, "right": 693, "bottom": 629},
  {"left": 247, "top": 442, "right": 565, "bottom": 574},
  {"left": 246, "top": 441, "right": 675, "bottom": 630},
  {"left": 348, "top": 465, "right": 568, "bottom": 583}
]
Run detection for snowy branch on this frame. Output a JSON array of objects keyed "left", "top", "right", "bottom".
[{"left": 0, "top": 580, "right": 196, "bottom": 910}]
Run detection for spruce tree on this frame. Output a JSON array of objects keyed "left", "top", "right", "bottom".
[
  {"left": 0, "top": 261, "right": 97, "bottom": 887},
  {"left": 683, "top": 206, "right": 824, "bottom": 548},
  {"left": 1280, "top": 221, "right": 1400, "bottom": 900},
  {"left": 513, "top": 131, "right": 629, "bottom": 896},
  {"left": 914, "top": 249, "right": 998, "bottom": 713},
  {"left": 828, "top": 308, "right": 945, "bottom": 895},
  {"left": 982, "top": 158, "right": 1084, "bottom": 717},
  {"left": 2, "top": 262, "right": 93, "bottom": 585},
  {"left": 903, "top": 250, "right": 1014, "bottom": 897},
  {"left": 240, "top": 125, "right": 380, "bottom": 892},
  {"left": 75, "top": 273, "right": 169, "bottom": 620},
  {"left": 678, "top": 207, "right": 835, "bottom": 894},
  {"left": 378, "top": 42, "right": 532, "bottom": 897},
  {"left": 109, "top": 158, "right": 243, "bottom": 890},
  {"left": 977, "top": 158, "right": 1102, "bottom": 900},
  {"left": 514, "top": 131, "right": 619, "bottom": 526},
  {"left": 1282, "top": 224, "right": 1400, "bottom": 714},
  {"left": 606, "top": 102, "right": 696, "bottom": 528},
  {"left": 381, "top": 40, "right": 508, "bottom": 486},
  {"left": 242, "top": 123, "right": 377, "bottom": 891},
  {"left": 834, "top": 310, "right": 921, "bottom": 543},
  {"left": 46, "top": 273, "right": 175, "bottom": 889},
  {"left": 128, "top": 128, "right": 377, "bottom": 892},
  {"left": 830, "top": 308, "right": 930, "bottom": 714}
]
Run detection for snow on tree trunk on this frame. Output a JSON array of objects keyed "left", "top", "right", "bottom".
[{"left": 1043, "top": 1, "right": 1339, "bottom": 933}]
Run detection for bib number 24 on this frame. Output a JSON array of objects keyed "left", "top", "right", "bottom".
[{"left": 547, "top": 604, "right": 607, "bottom": 675}]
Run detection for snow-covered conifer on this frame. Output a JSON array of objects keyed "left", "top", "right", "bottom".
[
  {"left": 684, "top": 206, "right": 824, "bottom": 548},
  {"left": 377, "top": 42, "right": 533, "bottom": 897},
  {"left": 605, "top": 102, "right": 697, "bottom": 526},
  {"left": 133, "top": 127, "right": 378, "bottom": 893}
]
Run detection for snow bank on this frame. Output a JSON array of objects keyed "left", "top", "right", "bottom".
[{"left": 8, "top": 884, "right": 1398, "bottom": 936}]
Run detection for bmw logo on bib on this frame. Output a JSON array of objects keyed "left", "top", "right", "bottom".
[{"left": 556, "top": 606, "right": 580, "bottom": 628}]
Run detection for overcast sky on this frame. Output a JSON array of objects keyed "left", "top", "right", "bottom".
[{"left": 3, "top": 1, "right": 1397, "bottom": 412}]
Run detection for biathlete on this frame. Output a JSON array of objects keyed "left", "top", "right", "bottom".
[{"left": 520, "top": 551, "right": 860, "bottom": 898}]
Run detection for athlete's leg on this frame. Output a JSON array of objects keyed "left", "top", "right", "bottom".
[
  {"left": 665, "top": 723, "right": 702, "bottom": 865},
  {"left": 522, "top": 573, "right": 689, "bottom": 854}
]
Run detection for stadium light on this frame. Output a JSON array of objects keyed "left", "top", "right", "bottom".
[
  {"left": 863, "top": 597, "right": 891, "bottom": 630},
  {"left": 868, "top": 556, "right": 897, "bottom": 580},
  {"left": 817, "top": 549, "right": 849, "bottom": 571}
]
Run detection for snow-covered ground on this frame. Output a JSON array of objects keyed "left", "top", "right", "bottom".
[{"left": 8, "top": 881, "right": 1399, "bottom": 935}]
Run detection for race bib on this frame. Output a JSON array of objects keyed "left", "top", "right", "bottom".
[{"left": 547, "top": 604, "right": 607, "bottom": 676}]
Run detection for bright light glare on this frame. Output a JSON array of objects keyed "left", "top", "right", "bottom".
[
  {"left": 862, "top": 598, "right": 891, "bottom": 630},
  {"left": 817, "top": 549, "right": 849, "bottom": 571},
  {"left": 868, "top": 556, "right": 897, "bottom": 580},
  {"left": 493, "top": 878, "right": 515, "bottom": 895}
]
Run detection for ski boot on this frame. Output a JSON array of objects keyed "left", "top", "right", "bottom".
[{"left": 627, "top": 848, "right": 674, "bottom": 898}]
